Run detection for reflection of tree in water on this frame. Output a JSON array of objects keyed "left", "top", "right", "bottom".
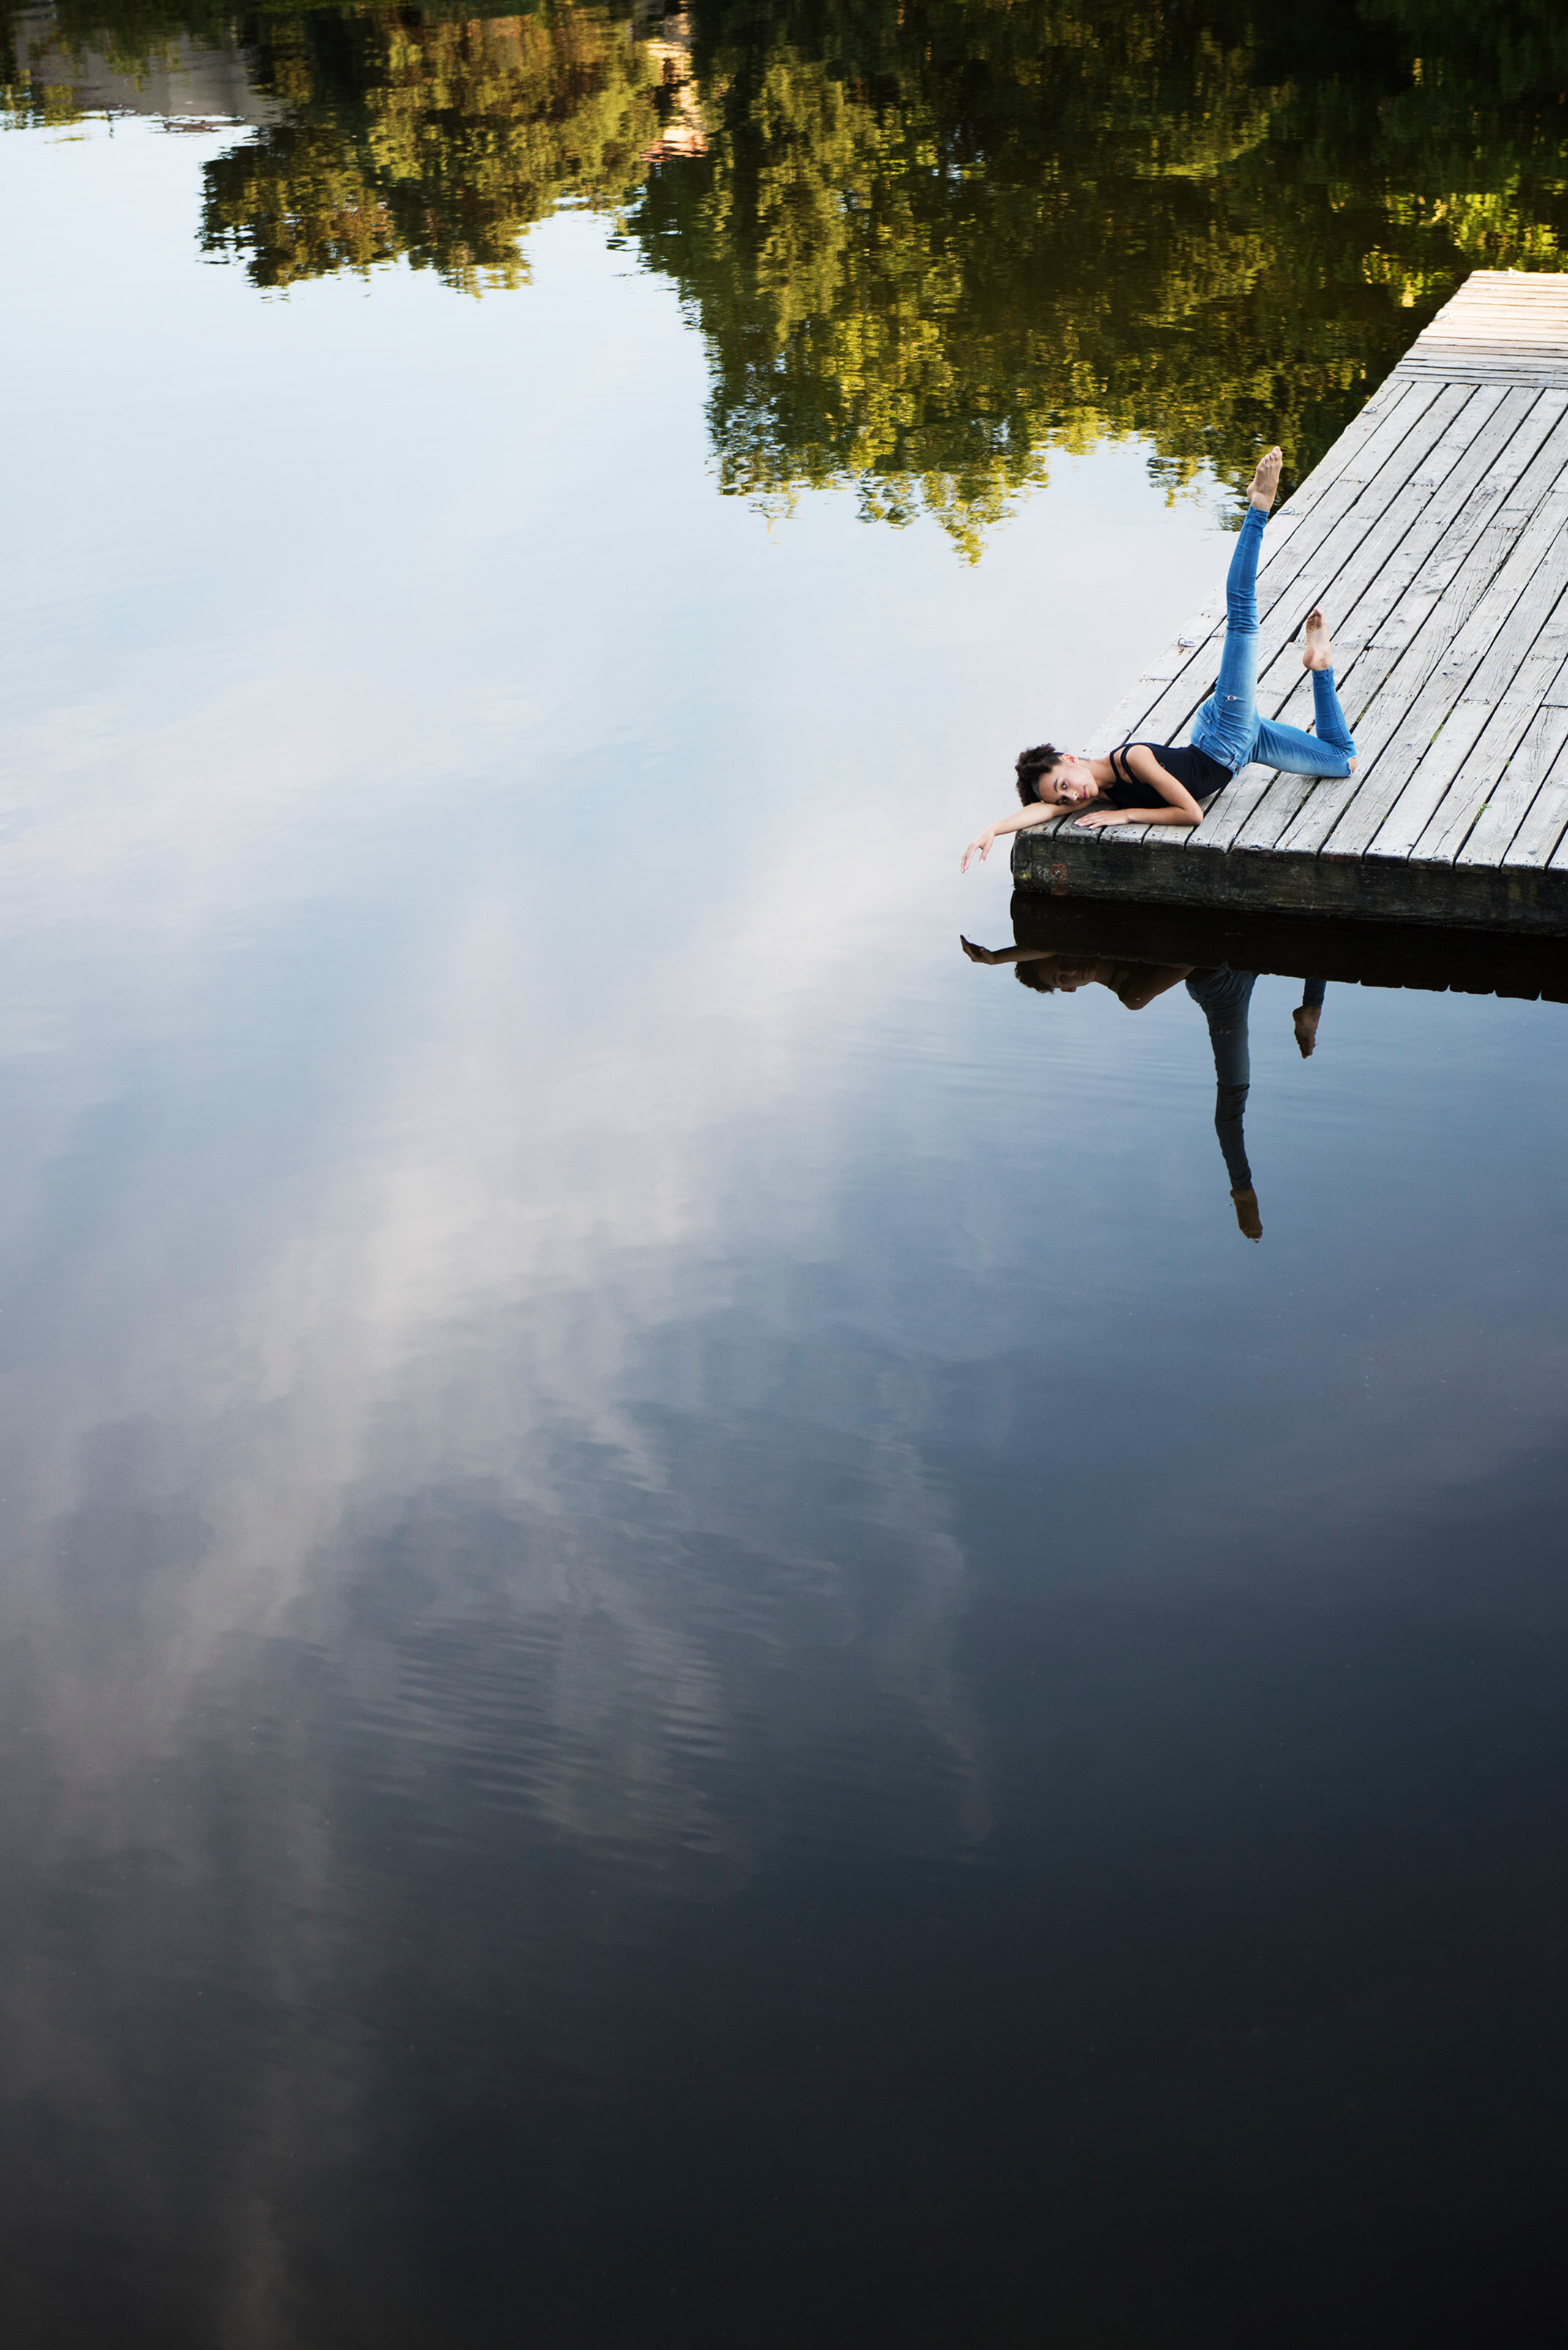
[
  {"left": 637, "top": 4, "right": 1299, "bottom": 551},
  {"left": 2, "top": 4, "right": 686, "bottom": 282},
  {"left": 5, "top": 0, "right": 1567, "bottom": 539},
  {"left": 200, "top": 7, "right": 672, "bottom": 291},
  {"left": 637, "top": 0, "right": 1568, "bottom": 548}
]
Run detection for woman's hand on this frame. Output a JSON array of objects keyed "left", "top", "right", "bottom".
[
  {"left": 1073, "top": 809, "right": 1128, "bottom": 830},
  {"left": 959, "top": 936, "right": 999, "bottom": 963},
  {"left": 961, "top": 828, "right": 998, "bottom": 872}
]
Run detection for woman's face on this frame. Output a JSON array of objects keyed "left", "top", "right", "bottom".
[
  {"left": 1049, "top": 958, "right": 1101, "bottom": 991},
  {"left": 1043, "top": 757, "right": 1098, "bottom": 805}
]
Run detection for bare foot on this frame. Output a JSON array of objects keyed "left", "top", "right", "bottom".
[
  {"left": 1248, "top": 446, "right": 1283, "bottom": 512},
  {"left": 1301, "top": 610, "right": 1358, "bottom": 768},
  {"left": 1292, "top": 1003, "right": 1321, "bottom": 1058},
  {"left": 1231, "top": 1186, "right": 1262, "bottom": 1242},
  {"left": 1302, "top": 608, "right": 1333, "bottom": 670}
]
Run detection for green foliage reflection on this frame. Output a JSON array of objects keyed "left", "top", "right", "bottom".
[
  {"left": 204, "top": 8, "right": 674, "bottom": 291},
  {"left": 4, "top": 0, "right": 1567, "bottom": 545},
  {"left": 634, "top": 0, "right": 1568, "bottom": 545}
]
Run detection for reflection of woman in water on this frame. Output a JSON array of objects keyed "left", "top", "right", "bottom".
[
  {"left": 960, "top": 445, "right": 1359, "bottom": 873},
  {"left": 961, "top": 936, "right": 1326, "bottom": 1242},
  {"left": 1183, "top": 971, "right": 1324, "bottom": 1238}
]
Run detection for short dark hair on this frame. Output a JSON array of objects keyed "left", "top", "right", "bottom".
[
  {"left": 1015, "top": 743, "right": 1065, "bottom": 806},
  {"left": 1013, "top": 960, "right": 1060, "bottom": 994}
]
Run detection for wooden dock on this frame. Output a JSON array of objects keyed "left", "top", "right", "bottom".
[{"left": 1014, "top": 272, "right": 1568, "bottom": 933}]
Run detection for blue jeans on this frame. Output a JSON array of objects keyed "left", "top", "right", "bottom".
[
  {"left": 1186, "top": 967, "right": 1256, "bottom": 1191},
  {"left": 1185, "top": 968, "right": 1328, "bottom": 1193},
  {"left": 1190, "top": 505, "right": 1357, "bottom": 779}
]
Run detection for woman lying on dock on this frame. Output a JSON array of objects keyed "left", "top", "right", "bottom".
[{"left": 961, "top": 446, "right": 1358, "bottom": 872}]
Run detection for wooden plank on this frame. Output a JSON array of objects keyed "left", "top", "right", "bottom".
[
  {"left": 1399, "top": 274, "right": 1568, "bottom": 373},
  {"left": 1452, "top": 705, "right": 1568, "bottom": 866},
  {"left": 1429, "top": 305, "right": 1568, "bottom": 317},
  {"left": 1507, "top": 736, "right": 1568, "bottom": 868},
  {"left": 1228, "top": 766, "right": 1325, "bottom": 853},
  {"left": 1250, "top": 385, "right": 1561, "bottom": 864},
  {"left": 1346, "top": 389, "right": 1567, "bottom": 664},
  {"left": 1417, "top": 316, "right": 1568, "bottom": 330},
  {"left": 1466, "top": 546, "right": 1568, "bottom": 706},
  {"left": 1279, "top": 415, "right": 1568, "bottom": 856},
  {"left": 1354, "top": 485, "right": 1568, "bottom": 857},
  {"left": 1188, "top": 765, "right": 1277, "bottom": 853},
  {"left": 1400, "top": 351, "right": 1568, "bottom": 374},
  {"left": 1274, "top": 385, "right": 1544, "bottom": 703},
  {"left": 1400, "top": 350, "right": 1568, "bottom": 366},
  {"left": 1413, "top": 323, "right": 1568, "bottom": 335},
  {"left": 1094, "top": 822, "right": 1190, "bottom": 847},
  {"left": 1009, "top": 807, "right": 1195, "bottom": 850},
  {"left": 1408, "top": 591, "right": 1568, "bottom": 864},
  {"left": 1400, "top": 344, "right": 1568, "bottom": 356},
  {"left": 1370, "top": 572, "right": 1568, "bottom": 862},
  {"left": 1359, "top": 698, "right": 1496, "bottom": 859},
  {"left": 1401, "top": 342, "right": 1568, "bottom": 356}
]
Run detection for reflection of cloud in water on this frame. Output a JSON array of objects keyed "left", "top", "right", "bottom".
[
  {"left": 0, "top": 757, "right": 984, "bottom": 2325},
  {"left": 1, "top": 760, "right": 982, "bottom": 1752}
]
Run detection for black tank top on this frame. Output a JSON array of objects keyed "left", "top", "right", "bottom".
[{"left": 1103, "top": 741, "right": 1229, "bottom": 809}]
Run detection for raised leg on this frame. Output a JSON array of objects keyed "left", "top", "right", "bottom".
[
  {"left": 1186, "top": 968, "right": 1259, "bottom": 1235},
  {"left": 1294, "top": 977, "right": 1325, "bottom": 1058},
  {"left": 1191, "top": 448, "right": 1281, "bottom": 774},
  {"left": 1301, "top": 611, "right": 1357, "bottom": 763},
  {"left": 1250, "top": 711, "right": 1354, "bottom": 780},
  {"left": 1250, "top": 610, "right": 1359, "bottom": 780}
]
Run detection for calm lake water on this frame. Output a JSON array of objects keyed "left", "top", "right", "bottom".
[{"left": 4, "top": 4, "right": 1568, "bottom": 2342}]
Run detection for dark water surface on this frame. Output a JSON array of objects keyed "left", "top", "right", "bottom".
[{"left": 3, "top": 6, "right": 1568, "bottom": 2343}]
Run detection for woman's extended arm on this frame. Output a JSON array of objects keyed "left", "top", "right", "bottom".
[
  {"left": 1074, "top": 744, "right": 1203, "bottom": 831},
  {"left": 959, "top": 938, "right": 1062, "bottom": 965},
  {"left": 961, "top": 801, "right": 1064, "bottom": 872}
]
